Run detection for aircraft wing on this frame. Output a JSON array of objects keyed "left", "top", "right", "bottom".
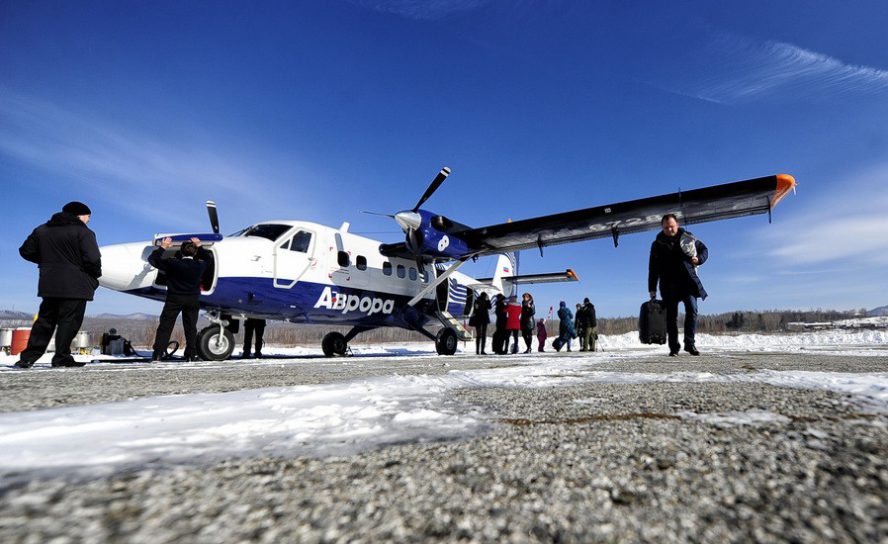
[{"left": 456, "top": 174, "right": 796, "bottom": 255}]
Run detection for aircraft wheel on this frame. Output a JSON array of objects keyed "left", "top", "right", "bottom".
[
  {"left": 197, "top": 326, "right": 235, "bottom": 361},
  {"left": 435, "top": 328, "right": 458, "bottom": 356},
  {"left": 322, "top": 332, "right": 348, "bottom": 357}
]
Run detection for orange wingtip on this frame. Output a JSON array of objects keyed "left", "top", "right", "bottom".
[
  {"left": 771, "top": 174, "right": 796, "bottom": 208},
  {"left": 566, "top": 268, "right": 579, "bottom": 281}
]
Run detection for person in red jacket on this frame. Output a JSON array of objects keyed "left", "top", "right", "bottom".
[{"left": 505, "top": 296, "right": 522, "bottom": 354}]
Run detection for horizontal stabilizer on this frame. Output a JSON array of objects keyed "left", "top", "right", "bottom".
[{"left": 476, "top": 269, "right": 579, "bottom": 285}]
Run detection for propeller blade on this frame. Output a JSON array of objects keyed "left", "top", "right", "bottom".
[
  {"left": 412, "top": 166, "right": 451, "bottom": 211},
  {"left": 206, "top": 201, "right": 220, "bottom": 234},
  {"left": 361, "top": 211, "right": 395, "bottom": 218}
]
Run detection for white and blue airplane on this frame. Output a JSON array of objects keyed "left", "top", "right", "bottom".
[{"left": 97, "top": 168, "right": 796, "bottom": 360}]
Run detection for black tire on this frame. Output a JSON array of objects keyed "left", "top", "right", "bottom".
[
  {"left": 322, "top": 332, "right": 348, "bottom": 357},
  {"left": 197, "top": 326, "right": 235, "bottom": 361},
  {"left": 435, "top": 328, "right": 458, "bottom": 356}
]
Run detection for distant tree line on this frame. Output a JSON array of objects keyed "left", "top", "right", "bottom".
[{"left": 0, "top": 308, "right": 868, "bottom": 349}]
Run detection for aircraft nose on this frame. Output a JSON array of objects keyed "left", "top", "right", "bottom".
[{"left": 98, "top": 242, "right": 157, "bottom": 292}]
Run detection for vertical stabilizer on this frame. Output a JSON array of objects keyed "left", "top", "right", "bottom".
[{"left": 492, "top": 252, "right": 518, "bottom": 298}]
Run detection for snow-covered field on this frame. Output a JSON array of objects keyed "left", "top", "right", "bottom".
[{"left": 1, "top": 330, "right": 886, "bottom": 477}]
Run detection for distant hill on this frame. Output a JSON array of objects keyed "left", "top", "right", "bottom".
[
  {"left": 90, "top": 312, "right": 157, "bottom": 321},
  {"left": 0, "top": 309, "right": 32, "bottom": 320},
  {"left": 867, "top": 305, "right": 888, "bottom": 317}
]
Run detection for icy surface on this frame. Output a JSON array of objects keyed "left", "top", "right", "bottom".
[{"left": 0, "top": 330, "right": 886, "bottom": 475}]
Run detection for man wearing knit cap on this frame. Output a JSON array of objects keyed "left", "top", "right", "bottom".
[{"left": 15, "top": 201, "right": 102, "bottom": 368}]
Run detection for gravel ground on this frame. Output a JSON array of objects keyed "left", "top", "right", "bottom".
[{"left": 1, "top": 351, "right": 887, "bottom": 543}]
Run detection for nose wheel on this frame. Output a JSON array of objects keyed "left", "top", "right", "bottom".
[{"left": 197, "top": 325, "right": 235, "bottom": 360}]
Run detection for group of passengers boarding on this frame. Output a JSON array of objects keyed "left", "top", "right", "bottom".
[{"left": 13, "top": 201, "right": 706, "bottom": 368}]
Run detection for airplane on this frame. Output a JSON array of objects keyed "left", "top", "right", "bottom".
[{"left": 97, "top": 168, "right": 796, "bottom": 360}]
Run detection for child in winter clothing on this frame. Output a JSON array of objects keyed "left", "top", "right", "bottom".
[{"left": 536, "top": 319, "right": 547, "bottom": 352}]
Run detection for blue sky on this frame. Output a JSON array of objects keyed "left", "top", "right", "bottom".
[{"left": 2, "top": 0, "right": 887, "bottom": 317}]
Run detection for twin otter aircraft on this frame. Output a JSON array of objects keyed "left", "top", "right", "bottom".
[{"left": 98, "top": 168, "right": 796, "bottom": 360}]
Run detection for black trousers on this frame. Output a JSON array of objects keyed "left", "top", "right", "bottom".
[
  {"left": 473, "top": 323, "right": 488, "bottom": 354},
  {"left": 664, "top": 294, "right": 698, "bottom": 353},
  {"left": 521, "top": 329, "right": 533, "bottom": 350},
  {"left": 153, "top": 293, "right": 200, "bottom": 357},
  {"left": 243, "top": 318, "right": 266, "bottom": 355},
  {"left": 20, "top": 297, "right": 87, "bottom": 365}
]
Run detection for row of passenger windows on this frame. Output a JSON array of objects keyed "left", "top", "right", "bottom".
[{"left": 337, "top": 251, "right": 426, "bottom": 281}]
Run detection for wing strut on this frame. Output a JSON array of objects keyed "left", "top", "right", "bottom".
[{"left": 407, "top": 258, "right": 469, "bottom": 307}]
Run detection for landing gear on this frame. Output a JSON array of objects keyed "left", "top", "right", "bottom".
[
  {"left": 322, "top": 332, "right": 348, "bottom": 357},
  {"left": 435, "top": 328, "right": 458, "bottom": 355},
  {"left": 197, "top": 325, "right": 235, "bottom": 360}
]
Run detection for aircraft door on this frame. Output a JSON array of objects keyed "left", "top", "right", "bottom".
[{"left": 274, "top": 230, "right": 315, "bottom": 289}]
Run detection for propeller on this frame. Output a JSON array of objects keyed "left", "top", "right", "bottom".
[
  {"left": 413, "top": 167, "right": 451, "bottom": 211},
  {"left": 206, "top": 201, "right": 220, "bottom": 234},
  {"left": 366, "top": 166, "right": 453, "bottom": 274}
]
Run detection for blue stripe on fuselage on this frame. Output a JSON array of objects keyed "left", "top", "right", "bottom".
[{"left": 122, "top": 277, "right": 438, "bottom": 329}]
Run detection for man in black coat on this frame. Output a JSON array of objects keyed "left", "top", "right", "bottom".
[
  {"left": 15, "top": 201, "right": 102, "bottom": 368},
  {"left": 149, "top": 236, "right": 212, "bottom": 362},
  {"left": 648, "top": 214, "right": 708, "bottom": 356}
]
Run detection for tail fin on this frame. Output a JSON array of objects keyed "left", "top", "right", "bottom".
[{"left": 492, "top": 252, "right": 518, "bottom": 298}]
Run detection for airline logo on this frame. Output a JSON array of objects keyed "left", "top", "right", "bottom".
[{"left": 314, "top": 286, "right": 395, "bottom": 316}]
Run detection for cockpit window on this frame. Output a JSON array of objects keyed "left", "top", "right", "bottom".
[
  {"left": 238, "top": 224, "right": 292, "bottom": 241},
  {"left": 289, "top": 231, "right": 312, "bottom": 253}
]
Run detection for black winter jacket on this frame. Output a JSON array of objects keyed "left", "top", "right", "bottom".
[
  {"left": 494, "top": 297, "right": 508, "bottom": 329},
  {"left": 520, "top": 300, "right": 536, "bottom": 331},
  {"left": 20, "top": 212, "right": 102, "bottom": 300},
  {"left": 470, "top": 296, "right": 491, "bottom": 326},
  {"left": 148, "top": 247, "right": 212, "bottom": 297},
  {"left": 648, "top": 228, "right": 708, "bottom": 299},
  {"left": 576, "top": 302, "right": 597, "bottom": 328}
]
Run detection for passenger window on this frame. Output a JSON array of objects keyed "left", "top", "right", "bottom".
[
  {"left": 408, "top": 267, "right": 417, "bottom": 281},
  {"left": 383, "top": 262, "right": 392, "bottom": 276},
  {"left": 396, "top": 264, "right": 406, "bottom": 278},
  {"left": 338, "top": 251, "right": 350, "bottom": 267},
  {"left": 356, "top": 255, "right": 367, "bottom": 271},
  {"left": 290, "top": 231, "right": 312, "bottom": 253}
]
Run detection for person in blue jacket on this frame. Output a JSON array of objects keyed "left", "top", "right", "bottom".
[
  {"left": 557, "top": 301, "right": 576, "bottom": 352},
  {"left": 648, "top": 214, "right": 708, "bottom": 356}
]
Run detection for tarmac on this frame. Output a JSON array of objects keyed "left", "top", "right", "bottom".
[{"left": 1, "top": 350, "right": 887, "bottom": 543}]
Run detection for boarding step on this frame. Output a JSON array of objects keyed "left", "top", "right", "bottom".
[{"left": 436, "top": 310, "right": 473, "bottom": 341}]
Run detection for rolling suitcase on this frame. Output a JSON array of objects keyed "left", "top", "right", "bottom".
[
  {"left": 552, "top": 337, "right": 565, "bottom": 352},
  {"left": 639, "top": 299, "right": 667, "bottom": 345}
]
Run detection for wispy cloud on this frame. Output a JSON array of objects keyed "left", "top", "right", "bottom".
[
  {"left": 660, "top": 31, "right": 888, "bottom": 105},
  {"left": 0, "top": 91, "right": 320, "bottom": 229},
  {"left": 757, "top": 164, "right": 888, "bottom": 267},
  {"left": 347, "top": 0, "right": 491, "bottom": 21}
]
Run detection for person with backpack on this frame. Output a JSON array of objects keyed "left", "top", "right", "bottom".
[{"left": 648, "top": 214, "right": 708, "bottom": 356}]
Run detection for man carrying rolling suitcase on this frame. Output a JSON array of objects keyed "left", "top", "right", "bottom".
[{"left": 648, "top": 214, "right": 708, "bottom": 356}]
